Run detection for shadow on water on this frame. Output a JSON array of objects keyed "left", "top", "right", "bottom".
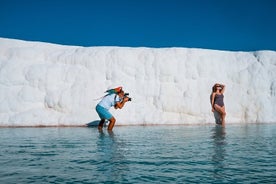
[
  {"left": 211, "top": 125, "right": 227, "bottom": 180},
  {"left": 86, "top": 120, "right": 108, "bottom": 127}
]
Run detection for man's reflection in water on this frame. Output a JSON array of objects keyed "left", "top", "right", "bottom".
[
  {"left": 211, "top": 125, "right": 227, "bottom": 180},
  {"left": 96, "top": 130, "right": 129, "bottom": 182}
]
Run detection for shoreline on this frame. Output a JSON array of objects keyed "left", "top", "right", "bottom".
[{"left": 0, "top": 122, "right": 275, "bottom": 128}]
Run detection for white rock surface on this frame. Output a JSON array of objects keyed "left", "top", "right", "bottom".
[{"left": 0, "top": 38, "right": 275, "bottom": 126}]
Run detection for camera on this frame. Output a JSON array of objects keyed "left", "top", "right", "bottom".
[{"left": 124, "top": 93, "right": 132, "bottom": 101}]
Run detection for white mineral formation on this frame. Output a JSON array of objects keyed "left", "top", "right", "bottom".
[{"left": 0, "top": 38, "right": 275, "bottom": 126}]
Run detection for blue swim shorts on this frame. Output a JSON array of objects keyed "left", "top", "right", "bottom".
[{"left": 96, "top": 104, "right": 113, "bottom": 120}]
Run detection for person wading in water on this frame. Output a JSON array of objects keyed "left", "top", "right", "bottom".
[
  {"left": 211, "top": 83, "right": 226, "bottom": 126},
  {"left": 95, "top": 87, "right": 130, "bottom": 131}
]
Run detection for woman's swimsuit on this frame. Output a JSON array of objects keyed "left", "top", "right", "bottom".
[{"left": 214, "top": 94, "right": 224, "bottom": 107}]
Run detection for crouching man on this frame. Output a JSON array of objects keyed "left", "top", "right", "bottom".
[{"left": 95, "top": 89, "right": 130, "bottom": 131}]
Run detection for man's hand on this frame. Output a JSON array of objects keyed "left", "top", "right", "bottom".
[
  {"left": 123, "top": 97, "right": 130, "bottom": 102},
  {"left": 115, "top": 98, "right": 128, "bottom": 109}
]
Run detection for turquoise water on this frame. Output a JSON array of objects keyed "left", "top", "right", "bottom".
[{"left": 0, "top": 124, "right": 275, "bottom": 183}]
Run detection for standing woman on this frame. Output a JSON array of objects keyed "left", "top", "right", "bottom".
[{"left": 211, "top": 83, "right": 226, "bottom": 125}]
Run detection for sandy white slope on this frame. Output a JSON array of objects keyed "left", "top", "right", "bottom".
[{"left": 0, "top": 38, "right": 275, "bottom": 126}]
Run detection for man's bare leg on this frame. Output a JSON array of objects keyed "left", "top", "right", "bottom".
[
  {"left": 98, "top": 119, "right": 105, "bottom": 130},
  {"left": 107, "top": 117, "right": 116, "bottom": 131}
]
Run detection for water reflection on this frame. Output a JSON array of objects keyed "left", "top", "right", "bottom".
[
  {"left": 96, "top": 130, "right": 129, "bottom": 182},
  {"left": 211, "top": 125, "right": 227, "bottom": 180}
]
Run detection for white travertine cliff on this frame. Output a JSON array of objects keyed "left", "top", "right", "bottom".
[{"left": 0, "top": 38, "right": 275, "bottom": 126}]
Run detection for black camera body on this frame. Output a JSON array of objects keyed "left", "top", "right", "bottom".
[{"left": 124, "top": 93, "right": 132, "bottom": 101}]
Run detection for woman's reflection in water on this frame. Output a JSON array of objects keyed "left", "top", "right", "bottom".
[{"left": 211, "top": 125, "right": 227, "bottom": 180}]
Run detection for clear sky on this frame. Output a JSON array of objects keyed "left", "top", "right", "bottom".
[{"left": 1, "top": 0, "right": 276, "bottom": 51}]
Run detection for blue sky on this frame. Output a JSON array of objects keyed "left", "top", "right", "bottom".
[{"left": 1, "top": 0, "right": 276, "bottom": 51}]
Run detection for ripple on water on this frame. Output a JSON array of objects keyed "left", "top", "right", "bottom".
[{"left": 0, "top": 124, "right": 275, "bottom": 183}]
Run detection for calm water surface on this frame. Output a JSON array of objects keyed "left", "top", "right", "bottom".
[{"left": 0, "top": 124, "right": 275, "bottom": 183}]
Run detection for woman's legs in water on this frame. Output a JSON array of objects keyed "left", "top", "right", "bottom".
[{"left": 214, "top": 104, "right": 226, "bottom": 125}]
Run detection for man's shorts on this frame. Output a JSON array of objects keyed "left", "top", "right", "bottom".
[{"left": 96, "top": 104, "right": 113, "bottom": 120}]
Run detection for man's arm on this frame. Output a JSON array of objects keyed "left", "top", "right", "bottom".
[{"left": 115, "top": 97, "right": 129, "bottom": 109}]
